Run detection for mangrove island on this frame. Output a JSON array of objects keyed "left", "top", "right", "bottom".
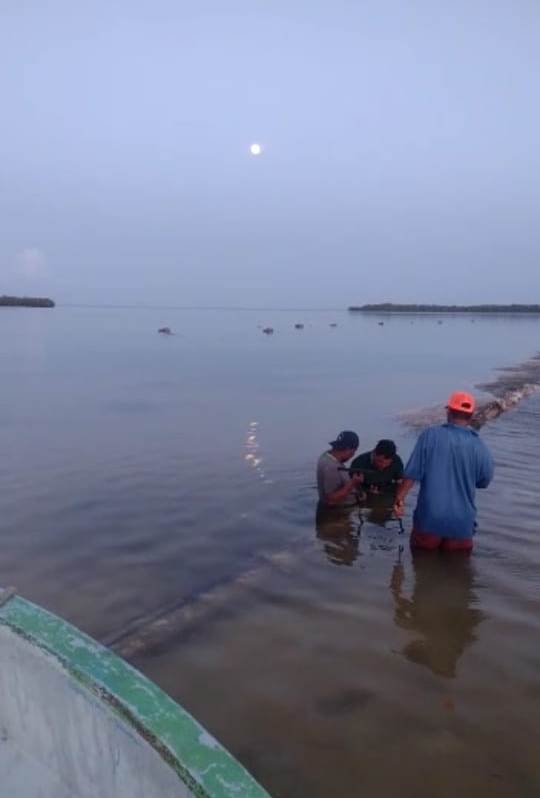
[
  {"left": 1, "top": 295, "right": 55, "bottom": 308},
  {"left": 348, "top": 303, "right": 540, "bottom": 314}
]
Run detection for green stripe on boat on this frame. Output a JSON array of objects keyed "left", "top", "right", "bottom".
[{"left": 0, "top": 594, "right": 270, "bottom": 798}]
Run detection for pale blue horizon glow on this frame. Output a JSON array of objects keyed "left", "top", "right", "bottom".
[{"left": 1, "top": 1, "right": 539, "bottom": 307}]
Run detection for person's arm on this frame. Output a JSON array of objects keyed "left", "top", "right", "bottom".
[
  {"left": 393, "top": 478, "right": 415, "bottom": 516},
  {"left": 476, "top": 443, "right": 494, "bottom": 489},
  {"left": 325, "top": 473, "right": 363, "bottom": 506},
  {"left": 348, "top": 454, "right": 365, "bottom": 478},
  {"left": 390, "top": 457, "right": 405, "bottom": 493},
  {"left": 393, "top": 433, "right": 427, "bottom": 516}
]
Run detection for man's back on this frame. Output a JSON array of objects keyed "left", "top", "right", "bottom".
[{"left": 405, "top": 423, "right": 494, "bottom": 539}]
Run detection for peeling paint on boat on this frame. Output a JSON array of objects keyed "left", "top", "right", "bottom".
[
  {"left": 0, "top": 592, "right": 270, "bottom": 798},
  {"left": 199, "top": 730, "right": 221, "bottom": 750}
]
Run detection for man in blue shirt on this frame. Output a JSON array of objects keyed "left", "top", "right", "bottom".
[{"left": 394, "top": 391, "right": 494, "bottom": 552}]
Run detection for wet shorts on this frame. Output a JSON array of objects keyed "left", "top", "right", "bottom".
[{"left": 410, "top": 529, "right": 473, "bottom": 552}]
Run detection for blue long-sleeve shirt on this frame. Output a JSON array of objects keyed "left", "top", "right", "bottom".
[{"left": 404, "top": 423, "right": 494, "bottom": 539}]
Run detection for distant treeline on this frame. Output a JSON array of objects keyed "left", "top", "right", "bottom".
[
  {"left": 348, "top": 303, "right": 540, "bottom": 314},
  {"left": 0, "top": 295, "right": 55, "bottom": 308}
]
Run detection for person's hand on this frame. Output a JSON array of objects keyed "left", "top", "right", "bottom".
[
  {"left": 349, "top": 473, "right": 364, "bottom": 486},
  {"left": 369, "top": 485, "right": 380, "bottom": 495},
  {"left": 393, "top": 497, "right": 405, "bottom": 517}
]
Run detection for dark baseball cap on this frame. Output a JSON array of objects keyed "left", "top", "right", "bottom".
[{"left": 329, "top": 430, "right": 359, "bottom": 450}]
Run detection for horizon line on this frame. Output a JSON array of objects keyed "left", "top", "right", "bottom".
[{"left": 59, "top": 303, "right": 345, "bottom": 312}]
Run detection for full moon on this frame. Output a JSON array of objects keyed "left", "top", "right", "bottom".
[{"left": 250, "top": 143, "right": 262, "bottom": 156}]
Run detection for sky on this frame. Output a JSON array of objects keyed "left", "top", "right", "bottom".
[{"left": 1, "top": 1, "right": 539, "bottom": 307}]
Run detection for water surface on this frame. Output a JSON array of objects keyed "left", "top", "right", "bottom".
[{"left": 1, "top": 307, "right": 539, "bottom": 796}]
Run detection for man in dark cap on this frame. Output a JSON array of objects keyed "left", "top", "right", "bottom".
[{"left": 316, "top": 430, "right": 363, "bottom": 508}]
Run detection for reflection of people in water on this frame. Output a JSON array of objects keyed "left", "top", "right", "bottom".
[
  {"left": 315, "top": 504, "right": 360, "bottom": 566},
  {"left": 390, "top": 552, "right": 484, "bottom": 678},
  {"left": 362, "top": 490, "right": 396, "bottom": 527}
]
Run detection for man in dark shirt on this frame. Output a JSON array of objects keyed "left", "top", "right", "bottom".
[{"left": 350, "top": 439, "right": 403, "bottom": 495}]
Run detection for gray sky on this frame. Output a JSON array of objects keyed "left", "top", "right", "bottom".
[{"left": 1, "top": 1, "right": 539, "bottom": 307}]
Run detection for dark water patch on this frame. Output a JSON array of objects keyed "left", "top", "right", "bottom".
[{"left": 316, "top": 687, "right": 373, "bottom": 716}]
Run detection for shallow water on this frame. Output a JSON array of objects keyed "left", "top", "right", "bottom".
[{"left": 1, "top": 307, "right": 539, "bottom": 796}]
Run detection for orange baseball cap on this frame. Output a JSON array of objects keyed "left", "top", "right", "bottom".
[{"left": 447, "top": 391, "right": 475, "bottom": 414}]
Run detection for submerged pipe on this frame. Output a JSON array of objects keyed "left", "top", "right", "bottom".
[
  {"left": 400, "top": 354, "right": 540, "bottom": 431},
  {"left": 107, "top": 546, "right": 306, "bottom": 661}
]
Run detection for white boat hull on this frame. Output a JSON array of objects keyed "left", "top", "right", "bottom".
[{"left": 0, "top": 591, "right": 269, "bottom": 798}]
